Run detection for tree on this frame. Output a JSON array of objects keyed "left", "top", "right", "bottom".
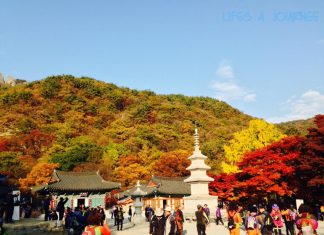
[
  {"left": 0, "top": 152, "right": 23, "bottom": 177},
  {"left": 221, "top": 119, "right": 285, "bottom": 173},
  {"left": 9, "top": 130, "right": 54, "bottom": 159},
  {"left": 51, "top": 139, "right": 103, "bottom": 171},
  {"left": 293, "top": 114, "right": 324, "bottom": 199},
  {"left": 113, "top": 155, "right": 151, "bottom": 188},
  {"left": 209, "top": 173, "right": 239, "bottom": 200},
  {"left": 0, "top": 138, "right": 8, "bottom": 151},
  {"left": 236, "top": 137, "right": 301, "bottom": 200},
  {"left": 153, "top": 150, "right": 191, "bottom": 177},
  {"left": 19, "top": 162, "right": 59, "bottom": 192},
  {"left": 210, "top": 137, "right": 302, "bottom": 201}
]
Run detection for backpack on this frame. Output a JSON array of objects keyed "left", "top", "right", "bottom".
[
  {"left": 246, "top": 215, "right": 258, "bottom": 229},
  {"left": 264, "top": 213, "right": 274, "bottom": 230},
  {"left": 202, "top": 212, "right": 209, "bottom": 225},
  {"left": 228, "top": 214, "right": 235, "bottom": 230},
  {"left": 116, "top": 210, "right": 123, "bottom": 220},
  {"left": 290, "top": 211, "right": 297, "bottom": 221},
  {"left": 72, "top": 216, "right": 80, "bottom": 228},
  {"left": 82, "top": 226, "right": 101, "bottom": 235}
]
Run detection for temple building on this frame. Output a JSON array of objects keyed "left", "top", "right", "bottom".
[
  {"left": 124, "top": 176, "right": 190, "bottom": 211},
  {"left": 35, "top": 170, "right": 120, "bottom": 208}
]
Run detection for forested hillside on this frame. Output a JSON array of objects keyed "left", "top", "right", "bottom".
[{"left": 0, "top": 75, "right": 312, "bottom": 188}]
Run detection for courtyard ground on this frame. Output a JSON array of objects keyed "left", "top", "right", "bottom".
[{"left": 111, "top": 220, "right": 324, "bottom": 235}]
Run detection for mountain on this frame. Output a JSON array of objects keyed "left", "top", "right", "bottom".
[
  {"left": 0, "top": 75, "right": 316, "bottom": 187},
  {"left": 277, "top": 118, "right": 315, "bottom": 136},
  {"left": 0, "top": 75, "right": 253, "bottom": 170}
]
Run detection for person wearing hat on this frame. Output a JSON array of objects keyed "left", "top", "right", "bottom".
[
  {"left": 270, "top": 204, "right": 283, "bottom": 235},
  {"left": 149, "top": 208, "right": 165, "bottom": 235},
  {"left": 164, "top": 206, "right": 176, "bottom": 235},
  {"left": 196, "top": 204, "right": 209, "bottom": 235}
]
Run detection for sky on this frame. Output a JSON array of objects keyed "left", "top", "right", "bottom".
[{"left": 0, "top": 1, "right": 323, "bottom": 123}]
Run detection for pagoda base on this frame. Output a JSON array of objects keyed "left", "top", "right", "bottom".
[{"left": 183, "top": 195, "right": 218, "bottom": 219}]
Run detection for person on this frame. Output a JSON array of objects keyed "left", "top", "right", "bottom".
[
  {"left": 145, "top": 205, "right": 150, "bottom": 222},
  {"left": 147, "top": 205, "right": 154, "bottom": 222},
  {"left": 73, "top": 207, "right": 84, "bottom": 234},
  {"left": 203, "top": 204, "right": 210, "bottom": 218},
  {"left": 175, "top": 205, "right": 184, "bottom": 235},
  {"left": 99, "top": 207, "right": 106, "bottom": 226},
  {"left": 281, "top": 204, "right": 296, "bottom": 235},
  {"left": 110, "top": 206, "right": 115, "bottom": 219},
  {"left": 56, "top": 197, "right": 68, "bottom": 221},
  {"left": 270, "top": 204, "right": 284, "bottom": 235},
  {"left": 116, "top": 206, "right": 124, "bottom": 231},
  {"left": 83, "top": 210, "right": 111, "bottom": 235},
  {"left": 259, "top": 204, "right": 274, "bottom": 235},
  {"left": 296, "top": 204, "right": 318, "bottom": 235},
  {"left": 245, "top": 206, "right": 263, "bottom": 235},
  {"left": 44, "top": 195, "right": 52, "bottom": 221},
  {"left": 0, "top": 202, "right": 5, "bottom": 234},
  {"left": 5, "top": 192, "right": 17, "bottom": 223},
  {"left": 196, "top": 204, "right": 209, "bottom": 235},
  {"left": 149, "top": 208, "right": 165, "bottom": 235},
  {"left": 113, "top": 206, "right": 118, "bottom": 226},
  {"left": 227, "top": 201, "right": 242, "bottom": 235},
  {"left": 164, "top": 206, "right": 176, "bottom": 235},
  {"left": 128, "top": 205, "right": 132, "bottom": 222},
  {"left": 216, "top": 205, "right": 224, "bottom": 225}
]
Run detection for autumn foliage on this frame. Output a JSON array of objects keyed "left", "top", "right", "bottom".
[
  {"left": 19, "top": 162, "right": 59, "bottom": 192},
  {"left": 210, "top": 115, "right": 324, "bottom": 201},
  {"left": 153, "top": 150, "right": 190, "bottom": 177}
]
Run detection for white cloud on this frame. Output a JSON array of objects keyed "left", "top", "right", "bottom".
[
  {"left": 317, "top": 38, "right": 324, "bottom": 45},
  {"left": 211, "top": 62, "right": 256, "bottom": 103},
  {"left": 267, "top": 90, "right": 324, "bottom": 123},
  {"left": 216, "top": 63, "right": 234, "bottom": 79}
]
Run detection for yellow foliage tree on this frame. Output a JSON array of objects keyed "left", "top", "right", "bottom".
[
  {"left": 221, "top": 119, "right": 285, "bottom": 174},
  {"left": 19, "top": 162, "right": 59, "bottom": 192}
]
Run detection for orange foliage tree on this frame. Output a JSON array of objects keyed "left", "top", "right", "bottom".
[
  {"left": 235, "top": 137, "right": 301, "bottom": 199},
  {"left": 209, "top": 137, "right": 302, "bottom": 201},
  {"left": 153, "top": 150, "right": 190, "bottom": 177},
  {"left": 210, "top": 114, "right": 324, "bottom": 202},
  {"left": 113, "top": 155, "right": 151, "bottom": 188},
  {"left": 8, "top": 130, "right": 54, "bottom": 159},
  {"left": 19, "top": 162, "right": 59, "bottom": 192}
]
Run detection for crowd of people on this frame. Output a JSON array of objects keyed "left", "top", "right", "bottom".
[
  {"left": 1, "top": 192, "right": 323, "bottom": 235},
  {"left": 211, "top": 201, "right": 320, "bottom": 235},
  {"left": 42, "top": 197, "right": 113, "bottom": 235},
  {"left": 147, "top": 201, "right": 322, "bottom": 235}
]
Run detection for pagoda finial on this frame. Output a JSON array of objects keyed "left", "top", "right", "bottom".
[{"left": 194, "top": 127, "right": 200, "bottom": 151}]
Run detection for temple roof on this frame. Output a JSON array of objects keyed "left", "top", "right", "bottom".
[
  {"left": 124, "top": 176, "right": 191, "bottom": 197},
  {"left": 35, "top": 170, "right": 120, "bottom": 192}
]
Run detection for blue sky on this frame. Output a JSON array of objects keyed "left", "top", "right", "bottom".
[{"left": 0, "top": 1, "right": 323, "bottom": 123}]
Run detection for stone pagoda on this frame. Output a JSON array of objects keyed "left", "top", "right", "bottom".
[{"left": 183, "top": 128, "right": 218, "bottom": 217}]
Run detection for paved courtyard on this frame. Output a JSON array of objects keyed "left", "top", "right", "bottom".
[{"left": 111, "top": 220, "right": 324, "bottom": 235}]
